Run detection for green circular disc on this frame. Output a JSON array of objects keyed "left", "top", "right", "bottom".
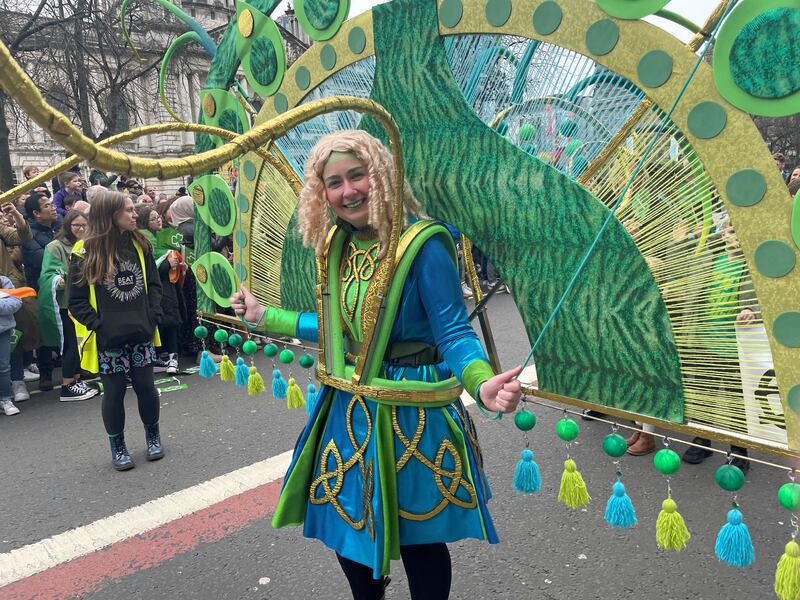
[
  {"left": 778, "top": 482, "right": 800, "bottom": 511},
  {"left": 263, "top": 343, "right": 279, "bottom": 357},
  {"left": 726, "top": 169, "right": 767, "bottom": 207},
  {"left": 713, "top": 0, "right": 800, "bottom": 117},
  {"left": 788, "top": 384, "right": 800, "bottom": 414},
  {"left": 602, "top": 433, "right": 627, "bottom": 458},
  {"left": 687, "top": 101, "right": 727, "bottom": 139},
  {"left": 348, "top": 26, "right": 367, "bottom": 54},
  {"left": 653, "top": 448, "right": 680, "bottom": 475},
  {"left": 213, "top": 329, "right": 229, "bottom": 343},
  {"left": 242, "top": 340, "right": 258, "bottom": 355},
  {"left": 250, "top": 38, "right": 278, "bottom": 87},
  {"left": 596, "top": 0, "right": 669, "bottom": 19},
  {"left": 514, "top": 410, "right": 536, "bottom": 431},
  {"left": 299, "top": 353, "right": 315, "bottom": 369},
  {"left": 755, "top": 240, "right": 796, "bottom": 278},
  {"left": 533, "top": 1, "right": 562, "bottom": 35},
  {"left": 228, "top": 333, "right": 243, "bottom": 348},
  {"left": 235, "top": 230, "right": 247, "bottom": 248},
  {"left": 193, "top": 325, "right": 208, "bottom": 339},
  {"left": 295, "top": 66, "right": 311, "bottom": 90},
  {"left": 320, "top": 43, "right": 337, "bottom": 70},
  {"left": 236, "top": 263, "right": 247, "bottom": 283},
  {"left": 715, "top": 464, "right": 746, "bottom": 492},
  {"left": 237, "top": 193, "right": 250, "bottom": 213},
  {"left": 773, "top": 312, "right": 800, "bottom": 347},
  {"left": 637, "top": 50, "right": 673, "bottom": 88},
  {"left": 439, "top": 0, "right": 463, "bottom": 28},
  {"left": 273, "top": 93, "right": 288, "bottom": 115},
  {"left": 485, "top": 0, "right": 512, "bottom": 27},
  {"left": 295, "top": 0, "right": 350, "bottom": 41},
  {"left": 279, "top": 348, "right": 295, "bottom": 364},
  {"left": 556, "top": 418, "right": 579, "bottom": 441},
  {"left": 243, "top": 160, "right": 257, "bottom": 181},
  {"left": 585, "top": 19, "right": 619, "bottom": 56}
]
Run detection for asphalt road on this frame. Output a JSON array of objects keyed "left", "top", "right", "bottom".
[{"left": 0, "top": 293, "right": 795, "bottom": 599}]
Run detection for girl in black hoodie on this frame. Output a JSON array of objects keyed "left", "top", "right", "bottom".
[{"left": 70, "top": 191, "right": 164, "bottom": 471}]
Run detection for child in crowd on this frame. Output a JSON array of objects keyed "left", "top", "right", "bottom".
[{"left": 0, "top": 274, "right": 24, "bottom": 415}]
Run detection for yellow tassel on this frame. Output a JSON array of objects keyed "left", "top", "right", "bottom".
[
  {"left": 656, "top": 496, "right": 691, "bottom": 551},
  {"left": 286, "top": 377, "right": 305, "bottom": 409},
  {"left": 219, "top": 355, "right": 235, "bottom": 382},
  {"left": 557, "top": 458, "right": 591, "bottom": 509},
  {"left": 775, "top": 540, "right": 800, "bottom": 600},
  {"left": 247, "top": 366, "right": 265, "bottom": 396}
]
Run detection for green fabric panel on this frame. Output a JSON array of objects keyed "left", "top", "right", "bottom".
[
  {"left": 264, "top": 306, "right": 301, "bottom": 337},
  {"left": 442, "top": 408, "right": 487, "bottom": 539},
  {"left": 279, "top": 213, "right": 317, "bottom": 311},
  {"left": 461, "top": 359, "right": 494, "bottom": 403},
  {"left": 204, "top": 20, "right": 241, "bottom": 90},
  {"left": 375, "top": 403, "right": 400, "bottom": 575},
  {"left": 250, "top": 37, "right": 279, "bottom": 87},
  {"left": 363, "top": 0, "right": 684, "bottom": 422},
  {"left": 38, "top": 246, "right": 66, "bottom": 348},
  {"left": 303, "top": 0, "right": 339, "bottom": 30}
]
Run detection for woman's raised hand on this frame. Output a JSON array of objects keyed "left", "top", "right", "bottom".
[
  {"left": 231, "top": 284, "right": 264, "bottom": 324},
  {"left": 479, "top": 365, "right": 522, "bottom": 414}
]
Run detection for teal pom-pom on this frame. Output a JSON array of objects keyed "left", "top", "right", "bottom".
[
  {"left": 234, "top": 356, "right": 249, "bottom": 387},
  {"left": 272, "top": 368, "right": 287, "bottom": 399},
  {"left": 199, "top": 350, "right": 218, "bottom": 378},
  {"left": 305, "top": 383, "right": 317, "bottom": 415},
  {"left": 513, "top": 448, "right": 541, "bottom": 494},
  {"left": 715, "top": 508, "right": 755, "bottom": 568},
  {"left": 604, "top": 480, "right": 638, "bottom": 529}
]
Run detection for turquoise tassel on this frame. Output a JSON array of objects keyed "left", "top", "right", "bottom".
[
  {"left": 234, "top": 357, "right": 249, "bottom": 387},
  {"left": 305, "top": 383, "right": 317, "bottom": 415},
  {"left": 272, "top": 368, "right": 287, "bottom": 399},
  {"left": 199, "top": 350, "right": 218, "bottom": 378},
  {"left": 605, "top": 479, "right": 638, "bottom": 528},
  {"left": 513, "top": 448, "right": 541, "bottom": 494},
  {"left": 715, "top": 508, "right": 755, "bottom": 568}
]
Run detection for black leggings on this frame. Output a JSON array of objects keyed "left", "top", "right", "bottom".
[
  {"left": 60, "top": 309, "right": 80, "bottom": 379},
  {"left": 159, "top": 324, "right": 180, "bottom": 355},
  {"left": 336, "top": 543, "right": 451, "bottom": 600},
  {"left": 100, "top": 366, "right": 160, "bottom": 435}
]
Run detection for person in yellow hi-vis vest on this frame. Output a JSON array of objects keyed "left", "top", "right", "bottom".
[{"left": 69, "top": 191, "right": 164, "bottom": 471}]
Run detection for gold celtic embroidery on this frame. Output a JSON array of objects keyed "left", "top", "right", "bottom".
[
  {"left": 340, "top": 240, "right": 380, "bottom": 323},
  {"left": 452, "top": 401, "right": 488, "bottom": 500},
  {"left": 392, "top": 407, "right": 477, "bottom": 521},
  {"left": 310, "top": 395, "right": 375, "bottom": 537}
]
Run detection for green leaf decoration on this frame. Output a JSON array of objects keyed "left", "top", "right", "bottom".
[
  {"left": 189, "top": 174, "right": 237, "bottom": 236},
  {"left": 198, "top": 89, "right": 249, "bottom": 147},
  {"left": 192, "top": 252, "right": 238, "bottom": 307},
  {"left": 296, "top": 0, "right": 350, "bottom": 41},
  {"left": 235, "top": 0, "right": 286, "bottom": 97}
]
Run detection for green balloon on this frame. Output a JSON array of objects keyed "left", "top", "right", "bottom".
[
  {"left": 228, "top": 333, "right": 243, "bottom": 348},
  {"left": 213, "top": 329, "right": 229, "bottom": 343},
  {"left": 778, "top": 482, "right": 800, "bottom": 512},
  {"left": 514, "top": 410, "right": 536, "bottom": 431},
  {"left": 556, "top": 418, "right": 579, "bottom": 441},
  {"left": 653, "top": 448, "right": 681, "bottom": 475},
  {"left": 279, "top": 349, "right": 295, "bottom": 364},
  {"left": 715, "top": 464, "right": 745, "bottom": 492},
  {"left": 263, "top": 343, "right": 279, "bottom": 357},
  {"left": 299, "top": 353, "right": 315, "bottom": 369},
  {"left": 602, "top": 433, "right": 627, "bottom": 458},
  {"left": 193, "top": 326, "right": 208, "bottom": 339},
  {"left": 242, "top": 340, "right": 258, "bottom": 355}
]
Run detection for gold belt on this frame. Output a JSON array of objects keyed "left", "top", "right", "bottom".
[{"left": 316, "top": 371, "right": 463, "bottom": 406}]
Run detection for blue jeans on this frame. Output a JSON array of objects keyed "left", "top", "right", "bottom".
[{"left": 0, "top": 329, "right": 12, "bottom": 398}]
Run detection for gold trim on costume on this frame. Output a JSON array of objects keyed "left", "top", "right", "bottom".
[
  {"left": 316, "top": 371, "right": 463, "bottom": 404},
  {"left": 340, "top": 240, "right": 380, "bottom": 323}
]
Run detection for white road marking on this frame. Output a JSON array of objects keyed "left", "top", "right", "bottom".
[{"left": 0, "top": 450, "right": 293, "bottom": 587}]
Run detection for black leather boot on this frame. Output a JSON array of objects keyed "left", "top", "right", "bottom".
[
  {"left": 109, "top": 433, "right": 134, "bottom": 471},
  {"left": 144, "top": 422, "right": 165, "bottom": 461}
]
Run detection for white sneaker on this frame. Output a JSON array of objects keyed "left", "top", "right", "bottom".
[
  {"left": 166, "top": 357, "right": 179, "bottom": 374},
  {"left": 1, "top": 398, "right": 20, "bottom": 415},
  {"left": 461, "top": 282, "right": 474, "bottom": 299},
  {"left": 23, "top": 367, "right": 40, "bottom": 382},
  {"left": 152, "top": 358, "right": 169, "bottom": 373},
  {"left": 11, "top": 380, "right": 29, "bottom": 403}
]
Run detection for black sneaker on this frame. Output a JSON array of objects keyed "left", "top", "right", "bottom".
[
  {"left": 581, "top": 409, "right": 606, "bottom": 421},
  {"left": 729, "top": 445, "right": 750, "bottom": 475},
  {"left": 682, "top": 437, "right": 713, "bottom": 464},
  {"left": 60, "top": 381, "right": 99, "bottom": 402},
  {"left": 152, "top": 358, "right": 169, "bottom": 373}
]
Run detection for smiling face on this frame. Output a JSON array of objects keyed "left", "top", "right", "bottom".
[
  {"left": 114, "top": 197, "right": 137, "bottom": 232},
  {"left": 322, "top": 152, "right": 370, "bottom": 229}
]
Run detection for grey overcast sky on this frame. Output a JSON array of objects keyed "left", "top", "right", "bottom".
[{"left": 273, "top": 0, "right": 717, "bottom": 43}]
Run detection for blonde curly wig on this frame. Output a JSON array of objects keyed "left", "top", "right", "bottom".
[{"left": 297, "top": 130, "right": 421, "bottom": 257}]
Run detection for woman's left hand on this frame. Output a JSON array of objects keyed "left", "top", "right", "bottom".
[{"left": 479, "top": 365, "right": 522, "bottom": 413}]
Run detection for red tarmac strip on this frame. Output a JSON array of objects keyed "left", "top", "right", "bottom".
[{"left": 0, "top": 478, "right": 283, "bottom": 600}]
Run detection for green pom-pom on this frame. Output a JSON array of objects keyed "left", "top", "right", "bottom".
[
  {"left": 279, "top": 349, "right": 295, "bottom": 364},
  {"left": 556, "top": 418, "right": 579, "bottom": 441},
  {"left": 194, "top": 325, "right": 208, "bottom": 339},
  {"left": 603, "top": 433, "right": 627, "bottom": 458},
  {"left": 263, "top": 343, "right": 278, "bottom": 357},
  {"left": 299, "top": 353, "right": 315, "bottom": 369},
  {"left": 228, "top": 333, "right": 243, "bottom": 348},
  {"left": 514, "top": 410, "right": 536, "bottom": 431},
  {"left": 242, "top": 340, "right": 258, "bottom": 355},
  {"left": 653, "top": 448, "right": 681, "bottom": 475},
  {"left": 656, "top": 496, "right": 691, "bottom": 551},
  {"left": 518, "top": 123, "right": 536, "bottom": 142},
  {"left": 775, "top": 540, "right": 800, "bottom": 600},
  {"left": 213, "top": 329, "right": 229, "bottom": 343},
  {"left": 560, "top": 118, "right": 578, "bottom": 137},
  {"left": 557, "top": 458, "right": 591, "bottom": 509},
  {"left": 715, "top": 464, "right": 745, "bottom": 492},
  {"left": 778, "top": 482, "right": 800, "bottom": 511}
]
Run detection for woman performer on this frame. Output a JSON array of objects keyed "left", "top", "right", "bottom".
[{"left": 232, "top": 130, "right": 521, "bottom": 599}]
